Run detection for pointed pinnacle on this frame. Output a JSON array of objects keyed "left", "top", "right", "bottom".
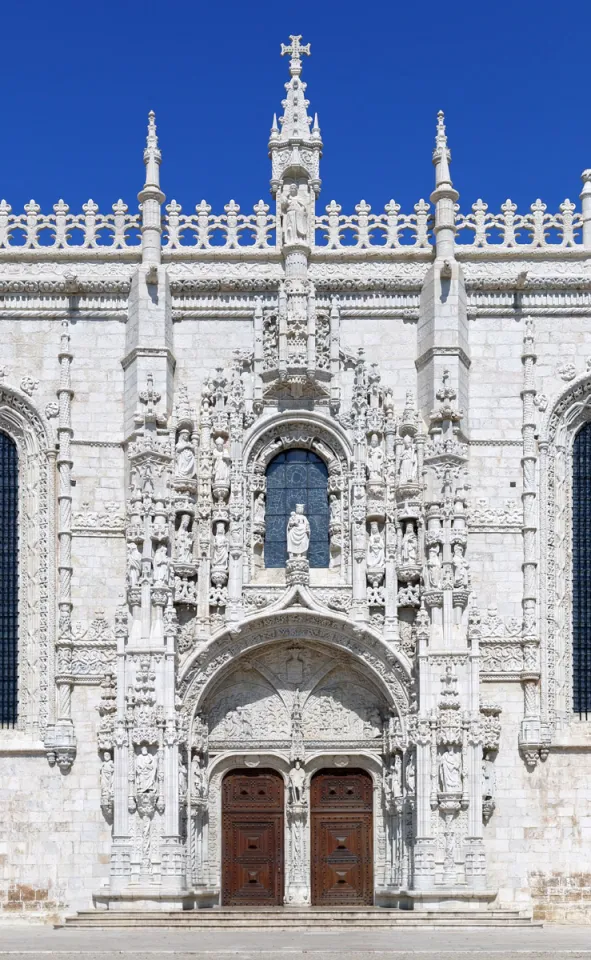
[
  {"left": 312, "top": 112, "right": 320, "bottom": 134},
  {"left": 271, "top": 112, "right": 279, "bottom": 133}
]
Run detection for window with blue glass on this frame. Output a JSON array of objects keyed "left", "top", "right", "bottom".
[
  {"left": 264, "top": 449, "right": 329, "bottom": 568},
  {"left": 0, "top": 431, "right": 18, "bottom": 727},
  {"left": 573, "top": 422, "right": 591, "bottom": 716}
]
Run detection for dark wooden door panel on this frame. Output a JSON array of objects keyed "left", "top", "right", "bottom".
[
  {"left": 311, "top": 770, "right": 373, "bottom": 907},
  {"left": 222, "top": 769, "right": 284, "bottom": 906}
]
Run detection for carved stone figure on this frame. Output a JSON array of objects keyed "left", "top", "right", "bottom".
[
  {"left": 287, "top": 504, "right": 310, "bottom": 558},
  {"left": 401, "top": 522, "right": 418, "bottom": 564},
  {"left": 482, "top": 757, "right": 495, "bottom": 801},
  {"left": 100, "top": 750, "right": 114, "bottom": 798},
  {"left": 135, "top": 746, "right": 157, "bottom": 794},
  {"left": 452, "top": 543, "right": 470, "bottom": 588},
  {"left": 211, "top": 522, "right": 229, "bottom": 570},
  {"left": 405, "top": 754, "right": 416, "bottom": 794},
  {"left": 175, "top": 514, "right": 193, "bottom": 563},
  {"left": 153, "top": 545, "right": 170, "bottom": 584},
  {"left": 127, "top": 542, "right": 142, "bottom": 586},
  {"left": 366, "top": 433, "right": 384, "bottom": 482},
  {"left": 212, "top": 436, "right": 231, "bottom": 486},
  {"left": 282, "top": 184, "right": 308, "bottom": 244},
  {"left": 192, "top": 755, "right": 207, "bottom": 800},
  {"left": 175, "top": 429, "right": 196, "bottom": 478},
  {"left": 178, "top": 759, "right": 188, "bottom": 798},
  {"left": 288, "top": 760, "right": 306, "bottom": 804},
  {"left": 426, "top": 544, "right": 442, "bottom": 588},
  {"left": 253, "top": 492, "right": 266, "bottom": 524},
  {"left": 366, "top": 521, "right": 385, "bottom": 569},
  {"left": 398, "top": 434, "right": 418, "bottom": 484},
  {"left": 438, "top": 749, "right": 462, "bottom": 793},
  {"left": 329, "top": 494, "right": 341, "bottom": 524}
]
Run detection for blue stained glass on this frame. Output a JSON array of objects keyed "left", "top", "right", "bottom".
[
  {"left": 264, "top": 449, "right": 329, "bottom": 569},
  {"left": 573, "top": 423, "right": 591, "bottom": 716},
  {"left": 0, "top": 432, "right": 18, "bottom": 728}
]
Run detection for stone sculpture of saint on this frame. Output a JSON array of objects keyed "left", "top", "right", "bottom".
[
  {"left": 401, "top": 522, "right": 418, "bottom": 564},
  {"left": 426, "top": 544, "right": 442, "bottom": 588},
  {"left": 212, "top": 436, "right": 231, "bottom": 486},
  {"left": 153, "top": 545, "right": 170, "bottom": 584},
  {"left": 286, "top": 504, "right": 310, "bottom": 558},
  {"left": 282, "top": 184, "right": 308, "bottom": 244},
  {"left": 192, "top": 755, "right": 207, "bottom": 800},
  {"left": 175, "top": 514, "right": 193, "bottom": 564},
  {"left": 398, "top": 435, "right": 418, "bottom": 484},
  {"left": 211, "top": 522, "right": 229, "bottom": 570},
  {"left": 100, "top": 751, "right": 114, "bottom": 798},
  {"left": 175, "top": 429, "right": 196, "bottom": 479},
  {"left": 366, "top": 522, "right": 385, "bottom": 569},
  {"left": 452, "top": 543, "right": 470, "bottom": 588},
  {"left": 438, "top": 749, "right": 462, "bottom": 793},
  {"left": 288, "top": 760, "right": 306, "bottom": 804},
  {"left": 178, "top": 759, "right": 188, "bottom": 798},
  {"left": 366, "top": 433, "right": 384, "bottom": 482},
  {"left": 127, "top": 542, "right": 142, "bottom": 587},
  {"left": 253, "top": 492, "right": 266, "bottom": 524},
  {"left": 135, "top": 745, "right": 157, "bottom": 794},
  {"left": 329, "top": 494, "right": 341, "bottom": 524}
]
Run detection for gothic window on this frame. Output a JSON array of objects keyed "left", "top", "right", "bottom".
[
  {"left": 0, "top": 431, "right": 18, "bottom": 727},
  {"left": 572, "top": 422, "right": 591, "bottom": 715},
  {"left": 264, "top": 449, "right": 329, "bottom": 568}
]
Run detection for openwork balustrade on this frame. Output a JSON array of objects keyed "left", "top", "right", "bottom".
[{"left": 0, "top": 196, "right": 586, "bottom": 252}]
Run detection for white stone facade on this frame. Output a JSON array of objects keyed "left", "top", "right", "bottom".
[{"left": 1, "top": 37, "right": 591, "bottom": 922}]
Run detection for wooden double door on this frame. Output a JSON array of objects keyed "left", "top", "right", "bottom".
[{"left": 222, "top": 768, "right": 373, "bottom": 907}]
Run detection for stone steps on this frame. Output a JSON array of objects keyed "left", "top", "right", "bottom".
[{"left": 62, "top": 908, "right": 536, "bottom": 928}]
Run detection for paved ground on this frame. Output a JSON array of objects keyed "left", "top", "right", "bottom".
[{"left": 0, "top": 924, "right": 590, "bottom": 959}]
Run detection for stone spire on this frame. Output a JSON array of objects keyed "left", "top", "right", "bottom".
[
  {"left": 430, "top": 111, "right": 459, "bottom": 260},
  {"left": 269, "top": 35, "right": 322, "bottom": 229},
  {"left": 138, "top": 111, "right": 165, "bottom": 266}
]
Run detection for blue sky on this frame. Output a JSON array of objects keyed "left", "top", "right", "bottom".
[{"left": 1, "top": 0, "right": 589, "bottom": 220}]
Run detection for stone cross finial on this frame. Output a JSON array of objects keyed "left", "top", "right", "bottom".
[{"left": 281, "top": 35, "right": 310, "bottom": 74}]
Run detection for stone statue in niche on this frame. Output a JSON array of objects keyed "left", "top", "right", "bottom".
[
  {"left": 329, "top": 494, "right": 341, "bottom": 524},
  {"left": 405, "top": 753, "right": 416, "bottom": 794},
  {"left": 100, "top": 750, "right": 114, "bottom": 800},
  {"left": 153, "top": 545, "right": 170, "bottom": 584},
  {"left": 398, "top": 435, "right": 418, "bottom": 484},
  {"left": 135, "top": 745, "right": 157, "bottom": 794},
  {"left": 178, "top": 759, "right": 188, "bottom": 798},
  {"left": 192, "top": 755, "right": 208, "bottom": 800},
  {"left": 383, "top": 753, "right": 402, "bottom": 804},
  {"left": 452, "top": 543, "right": 470, "bottom": 588},
  {"left": 175, "top": 429, "right": 196, "bottom": 479},
  {"left": 482, "top": 757, "right": 495, "bottom": 801},
  {"left": 438, "top": 748, "right": 462, "bottom": 794},
  {"left": 282, "top": 183, "right": 308, "bottom": 244},
  {"left": 288, "top": 760, "right": 306, "bottom": 804},
  {"left": 127, "top": 542, "right": 142, "bottom": 586},
  {"left": 175, "top": 514, "right": 193, "bottom": 563},
  {"left": 287, "top": 504, "right": 310, "bottom": 558},
  {"left": 211, "top": 522, "right": 229, "bottom": 571},
  {"left": 212, "top": 436, "right": 231, "bottom": 487},
  {"left": 426, "top": 544, "right": 442, "bottom": 588},
  {"left": 253, "top": 492, "right": 266, "bottom": 524},
  {"left": 366, "top": 522, "right": 385, "bottom": 568},
  {"left": 366, "top": 433, "right": 384, "bottom": 482},
  {"left": 401, "top": 522, "right": 418, "bottom": 564}
]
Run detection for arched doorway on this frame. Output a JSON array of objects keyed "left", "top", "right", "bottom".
[
  {"left": 221, "top": 769, "right": 284, "bottom": 906},
  {"left": 310, "top": 769, "right": 373, "bottom": 906}
]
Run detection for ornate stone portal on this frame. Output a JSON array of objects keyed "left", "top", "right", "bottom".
[{"left": 4, "top": 30, "right": 591, "bottom": 923}]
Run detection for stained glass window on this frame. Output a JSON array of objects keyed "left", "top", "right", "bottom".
[
  {"left": 264, "top": 449, "right": 329, "bottom": 568},
  {"left": 573, "top": 422, "right": 591, "bottom": 716},
  {"left": 0, "top": 431, "right": 18, "bottom": 727}
]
